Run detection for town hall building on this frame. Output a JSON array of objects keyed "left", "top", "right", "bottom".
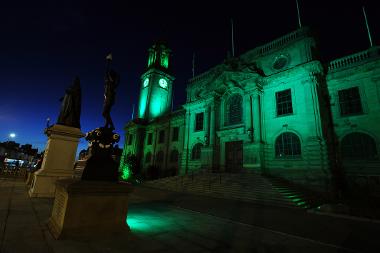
[{"left": 120, "top": 27, "right": 380, "bottom": 193}]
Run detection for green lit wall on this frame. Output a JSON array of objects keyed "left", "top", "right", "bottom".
[
  {"left": 123, "top": 28, "right": 380, "bottom": 193},
  {"left": 119, "top": 143, "right": 131, "bottom": 181},
  {"left": 138, "top": 87, "right": 149, "bottom": 118}
]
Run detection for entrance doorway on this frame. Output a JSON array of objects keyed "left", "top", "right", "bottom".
[{"left": 225, "top": 141, "right": 243, "bottom": 173}]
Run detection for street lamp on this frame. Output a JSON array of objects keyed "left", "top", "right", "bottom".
[{"left": 9, "top": 133, "right": 16, "bottom": 139}]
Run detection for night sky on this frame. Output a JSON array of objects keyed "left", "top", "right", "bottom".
[{"left": 0, "top": 0, "right": 378, "bottom": 153}]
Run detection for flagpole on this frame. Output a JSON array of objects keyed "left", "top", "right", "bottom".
[
  {"left": 296, "top": 0, "right": 302, "bottom": 29},
  {"left": 192, "top": 52, "right": 195, "bottom": 78},
  {"left": 231, "top": 19, "right": 235, "bottom": 57},
  {"left": 171, "top": 92, "right": 174, "bottom": 112},
  {"left": 362, "top": 6, "right": 373, "bottom": 47}
]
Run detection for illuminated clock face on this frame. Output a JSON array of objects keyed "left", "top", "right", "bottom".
[
  {"left": 159, "top": 78, "right": 168, "bottom": 89},
  {"left": 143, "top": 78, "right": 149, "bottom": 88}
]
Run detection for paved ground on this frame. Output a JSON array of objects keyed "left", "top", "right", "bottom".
[{"left": 1, "top": 178, "right": 380, "bottom": 252}]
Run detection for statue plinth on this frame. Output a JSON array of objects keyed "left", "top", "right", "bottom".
[
  {"left": 48, "top": 178, "right": 133, "bottom": 239},
  {"left": 29, "top": 124, "right": 85, "bottom": 198}
]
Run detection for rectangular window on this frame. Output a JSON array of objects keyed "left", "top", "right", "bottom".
[
  {"left": 172, "top": 127, "right": 179, "bottom": 142},
  {"left": 128, "top": 134, "right": 133, "bottom": 145},
  {"left": 195, "top": 113, "right": 204, "bottom": 131},
  {"left": 159, "top": 130, "right": 165, "bottom": 143},
  {"left": 338, "top": 87, "right": 363, "bottom": 116},
  {"left": 276, "top": 89, "right": 293, "bottom": 116},
  {"left": 147, "top": 133, "right": 153, "bottom": 145}
]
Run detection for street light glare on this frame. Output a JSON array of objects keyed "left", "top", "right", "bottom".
[{"left": 9, "top": 133, "right": 16, "bottom": 138}]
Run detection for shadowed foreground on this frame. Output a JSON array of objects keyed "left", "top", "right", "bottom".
[{"left": 0, "top": 178, "right": 379, "bottom": 252}]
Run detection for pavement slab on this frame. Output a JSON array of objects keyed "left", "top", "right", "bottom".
[{"left": 0, "top": 178, "right": 379, "bottom": 252}]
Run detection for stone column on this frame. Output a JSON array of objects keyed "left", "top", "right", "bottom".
[
  {"left": 253, "top": 94, "right": 261, "bottom": 143},
  {"left": 29, "top": 124, "right": 85, "bottom": 198},
  {"left": 209, "top": 104, "right": 216, "bottom": 146},
  {"left": 204, "top": 106, "right": 210, "bottom": 145}
]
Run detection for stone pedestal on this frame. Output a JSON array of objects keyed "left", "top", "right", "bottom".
[
  {"left": 29, "top": 124, "right": 85, "bottom": 198},
  {"left": 48, "top": 179, "right": 133, "bottom": 239}
]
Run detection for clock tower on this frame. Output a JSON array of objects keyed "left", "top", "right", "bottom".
[{"left": 137, "top": 42, "right": 174, "bottom": 120}]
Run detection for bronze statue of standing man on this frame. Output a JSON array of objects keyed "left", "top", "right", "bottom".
[{"left": 102, "top": 54, "right": 120, "bottom": 130}]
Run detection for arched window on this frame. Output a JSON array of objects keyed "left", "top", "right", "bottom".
[
  {"left": 170, "top": 150, "right": 179, "bottom": 163},
  {"left": 145, "top": 152, "right": 152, "bottom": 163},
  {"left": 341, "top": 133, "right": 378, "bottom": 160},
  {"left": 156, "top": 151, "right": 164, "bottom": 163},
  {"left": 192, "top": 143, "right": 203, "bottom": 160},
  {"left": 225, "top": 94, "right": 242, "bottom": 126},
  {"left": 275, "top": 132, "right": 301, "bottom": 158}
]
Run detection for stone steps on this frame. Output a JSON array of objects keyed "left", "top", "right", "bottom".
[{"left": 143, "top": 173, "right": 304, "bottom": 208}]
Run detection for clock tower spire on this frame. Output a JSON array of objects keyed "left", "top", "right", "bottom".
[{"left": 137, "top": 41, "right": 174, "bottom": 120}]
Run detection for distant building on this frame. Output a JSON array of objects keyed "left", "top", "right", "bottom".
[
  {"left": 0, "top": 141, "right": 38, "bottom": 166},
  {"left": 121, "top": 28, "right": 380, "bottom": 194}
]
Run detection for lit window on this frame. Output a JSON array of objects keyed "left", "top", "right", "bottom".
[
  {"left": 276, "top": 89, "right": 293, "bottom": 116},
  {"left": 145, "top": 152, "right": 152, "bottom": 163},
  {"left": 341, "top": 132, "right": 377, "bottom": 160},
  {"left": 170, "top": 150, "right": 179, "bottom": 162},
  {"left": 156, "top": 151, "right": 164, "bottom": 163},
  {"left": 192, "top": 143, "right": 203, "bottom": 160},
  {"left": 338, "top": 87, "right": 363, "bottom": 116},
  {"left": 159, "top": 130, "right": 165, "bottom": 143},
  {"left": 128, "top": 134, "right": 133, "bottom": 145},
  {"left": 195, "top": 113, "right": 204, "bottom": 131},
  {"left": 226, "top": 94, "right": 242, "bottom": 125},
  {"left": 275, "top": 132, "right": 301, "bottom": 158},
  {"left": 147, "top": 133, "right": 153, "bottom": 145},
  {"left": 172, "top": 127, "right": 179, "bottom": 142}
]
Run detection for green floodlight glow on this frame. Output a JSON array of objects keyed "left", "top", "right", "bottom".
[
  {"left": 160, "top": 53, "right": 169, "bottom": 68},
  {"left": 150, "top": 98, "right": 164, "bottom": 118},
  {"left": 119, "top": 147, "right": 131, "bottom": 181},
  {"left": 148, "top": 51, "right": 156, "bottom": 67},
  {"left": 159, "top": 78, "right": 168, "bottom": 89},
  {"left": 138, "top": 88, "right": 148, "bottom": 118},
  {"left": 121, "top": 164, "right": 131, "bottom": 181},
  {"left": 284, "top": 195, "right": 299, "bottom": 199},
  {"left": 143, "top": 78, "right": 149, "bottom": 88},
  {"left": 126, "top": 211, "right": 175, "bottom": 234}
]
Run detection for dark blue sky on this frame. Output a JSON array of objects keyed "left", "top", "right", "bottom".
[{"left": 0, "top": 0, "right": 378, "bottom": 153}]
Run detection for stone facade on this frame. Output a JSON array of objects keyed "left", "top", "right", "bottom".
[{"left": 121, "top": 28, "right": 380, "bottom": 193}]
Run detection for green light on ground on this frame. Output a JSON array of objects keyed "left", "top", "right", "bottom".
[{"left": 126, "top": 212, "right": 175, "bottom": 234}]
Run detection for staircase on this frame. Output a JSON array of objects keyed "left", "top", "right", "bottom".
[
  {"left": 264, "top": 175, "right": 328, "bottom": 209},
  {"left": 143, "top": 172, "right": 315, "bottom": 209}
]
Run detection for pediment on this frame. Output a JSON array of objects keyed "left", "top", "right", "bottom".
[{"left": 189, "top": 59, "right": 265, "bottom": 100}]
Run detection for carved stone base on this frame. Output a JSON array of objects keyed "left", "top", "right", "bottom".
[
  {"left": 48, "top": 179, "right": 133, "bottom": 239},
  {"left": 29, "top": 124, "right": 84, "bottom": 198}
]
